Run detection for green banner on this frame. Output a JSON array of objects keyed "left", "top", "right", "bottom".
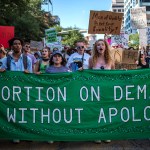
[{"left": 0, "top": 70, "right": 150, "bottom": 141}]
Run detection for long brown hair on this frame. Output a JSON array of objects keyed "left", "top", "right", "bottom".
[{"left": 91, "top": 39, "right": 112, "bottom": 67}]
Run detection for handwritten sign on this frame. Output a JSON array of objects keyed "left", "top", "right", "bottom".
[
  {"left": 0, "top": 26, "right": 14, "bottom": 48},
  {"left": 45, "top": 28, "right": 57, "bottom": 44},
  {"left": 131, "top": 7, "right": 147, "bottom": 29},
  {"left": 45, "top": 36, "right": 62, "bottom": 51},
  {"left": 111, "top": 48, "right": 138, "bottom": 64},
  {"left": 115, "top": 63, "right": 137, "bottom": 70},
  {"left": 88, "top": 11, "right": 123, "bottom": 35}
]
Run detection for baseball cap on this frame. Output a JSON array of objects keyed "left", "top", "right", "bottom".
[{"left": 52, "top": 50, "right": 63, "bottom": 57}]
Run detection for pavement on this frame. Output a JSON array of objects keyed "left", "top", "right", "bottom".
[{"left": 0, "top": 139, "right": 150, "bottom": 150}]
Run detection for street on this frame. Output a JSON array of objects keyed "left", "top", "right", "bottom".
[{"left": 0, "top": 139, "right": 150, "bottom": 150}]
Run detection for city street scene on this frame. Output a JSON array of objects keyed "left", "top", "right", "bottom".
[{"left": 0, "top": 0, "right": 150, "bottom": 150}]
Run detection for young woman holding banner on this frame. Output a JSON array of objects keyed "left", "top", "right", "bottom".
[
  {"left": 34, "top": 47, "right": 51, "bottom": 74},
  {"left": 88, "top": 39, "right": 114, "bottom": 143},
  {"left": 88, "top": 39, "right": 115, "bottom": 70}
]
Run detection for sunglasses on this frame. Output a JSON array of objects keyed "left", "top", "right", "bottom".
[{"left": 77, "top": 46, "right": 84, "bottom": 49}]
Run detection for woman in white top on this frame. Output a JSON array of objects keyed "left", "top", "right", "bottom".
[
  {"left": 88, "top": 39, "right": 114, "bottom": 143},
  {"left": 89, "top": 39, "right": 115, "bottom": 70}
]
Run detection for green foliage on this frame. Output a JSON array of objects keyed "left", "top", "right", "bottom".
[
  {"left": 0, "top": 0, "right": 85, "bottom": 44},
  {"left": 53, "top": 25, "right": 63, "bottom": 32},
  {"left": 50, "top": 25, "right": 85, "bottom": 47},
  {"left": 0, "top": 0, "right": 56, "bottom": 41},
  {"left": 129, "top": 33, "right": 139, "bottom": 50},
  {"left": 61, "top": 29, "right": 85, "bottom": 47}
]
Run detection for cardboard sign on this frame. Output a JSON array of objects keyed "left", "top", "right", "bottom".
[
  {"left": 0, "top": 26, "right": 14, "bottom": 48},
  {"left": 131, "top": 7, "right": 147, "bottom": 29},
  {"left": 111, "top": 48, "right": 138, "bottom": 64},
  {"left": 30, "top": 40, "right": 44, "bottom": 51},
  {"left": 115, "top": 63, "right": 137, "bottom": 70},
  {"left": 88, "top": 11, "right": 123, "bottom": 35}
]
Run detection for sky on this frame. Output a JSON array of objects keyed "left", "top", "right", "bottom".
[
  {"left": 42, "top": 0, "right": 112, "bottom": 29},
  {"left": 42, "top": 0, "right": 112, "bottom": 39}
]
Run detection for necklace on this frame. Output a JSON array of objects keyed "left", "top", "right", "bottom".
[{"left": 42, "top": 58, "right": 49, "bottom": 62}]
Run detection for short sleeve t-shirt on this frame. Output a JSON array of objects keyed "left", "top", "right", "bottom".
[{"left": 46, "top": 65, "right": 69, "bottom": 73}]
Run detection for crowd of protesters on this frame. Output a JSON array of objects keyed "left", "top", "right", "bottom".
[
  {"left": 0, "top": 37, "right": 150, "bottom": 144},
  {"left": 0, "top": 37, "right": 94, "bottom": 74},
  {"left": 1, "top": 37, "right": 150, "bottom": 74}
]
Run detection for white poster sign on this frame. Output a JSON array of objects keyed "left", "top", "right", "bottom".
[
  {"left": 139, "top": 28, "right": 147, "bottom": 48},
  {"left": 45, "top": 36, "right": 62, "bottom": 51},
  {"left": 111, "top": 33, "right": 129, "bottom": 48},
  {"left": 30, "top": 40, "right": 44, "bottom": 50},
  {"left": 131, "top": 7, "right": 147, "bottom": 29}
]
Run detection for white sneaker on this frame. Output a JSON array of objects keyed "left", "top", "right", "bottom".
[
  {"left": 94, "top": 140, "right": 101, "bottom": 144},
  {"left": 47, "top": 141, "right": 54, "bottom": 144},
  {"left": 13, "top": 139, "right": 20, "bottom": 143},
  {"left": 104, "top": 140, "right": 111, "bottom": 143}
]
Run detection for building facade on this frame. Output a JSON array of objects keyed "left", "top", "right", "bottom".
[
  {"left": 124, "top": 0, "right": 150, "bottom": 34},
  {"left": 139, "top": 0, "right": 150, "bottom": 26},
  {"left": 111, "top": 0, "right": 124, "bottom": 31}
]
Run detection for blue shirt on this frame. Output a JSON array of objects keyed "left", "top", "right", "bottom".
[
  {"left": 1, "top": 54, "right": 33, "bottom": 73},
  {"left": 46, "top": 65, "right": 69, "bottom": 73}
]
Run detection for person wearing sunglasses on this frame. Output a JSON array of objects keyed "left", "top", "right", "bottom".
[
  {"left": 67, "top": 40, "right": 90, "bottom": 71},
  {"left": 23, "top": 42, "right": 37, "bottom": 70}
]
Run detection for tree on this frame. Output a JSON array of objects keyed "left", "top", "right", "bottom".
[
  {"left": 129, "top": 33, "right": 139, "bottom": 49},
  {"left": 60, "top": 28, "right": 86, "bottom": 47},
  {"left": 51, "top": 25, "right": 86, "bottom": 47},
  {"left": 0, "top": 0, "right": 56, "bottom": 41}
]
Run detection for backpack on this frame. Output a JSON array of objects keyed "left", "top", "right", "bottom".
[{"left": 6, "top": 54, "right": 28, "bottom": 71}]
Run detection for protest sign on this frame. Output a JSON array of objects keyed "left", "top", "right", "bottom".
[
  {"left": 115, "top": 63, "right": 137, "bottom": 70},
  {"left": 139, "top": 28, "right": 147, "bottom": 48},
  {"left": 111, "top": 33, "right": 129, "bottom": 48},
  {"left": 30, "top": 40, "right": 44, "bottom": 51},
  {"left": 0, "top": 26, "right": 14, "bottom": 48},
  {"left": 45, "top": 36, "right": 62, "bottom": 51},
  {"left": 0, "top": 70, "right": 150, "bottom": 141},
  {"left": 131, "top": 7, "right": 147, "bottom": 29},
  {"left": 45, "top": 28, "right": 57, "bottom": 44},
  {"left": 111, "top": 48, "right": 138, "bottom": 64},
  {"left": 88, "top": 10, "right": 123, "bottom": 35}
]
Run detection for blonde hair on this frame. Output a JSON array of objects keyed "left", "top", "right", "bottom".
[{"left": 91, "top": 39, "right": 112, "bottom": 67}]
